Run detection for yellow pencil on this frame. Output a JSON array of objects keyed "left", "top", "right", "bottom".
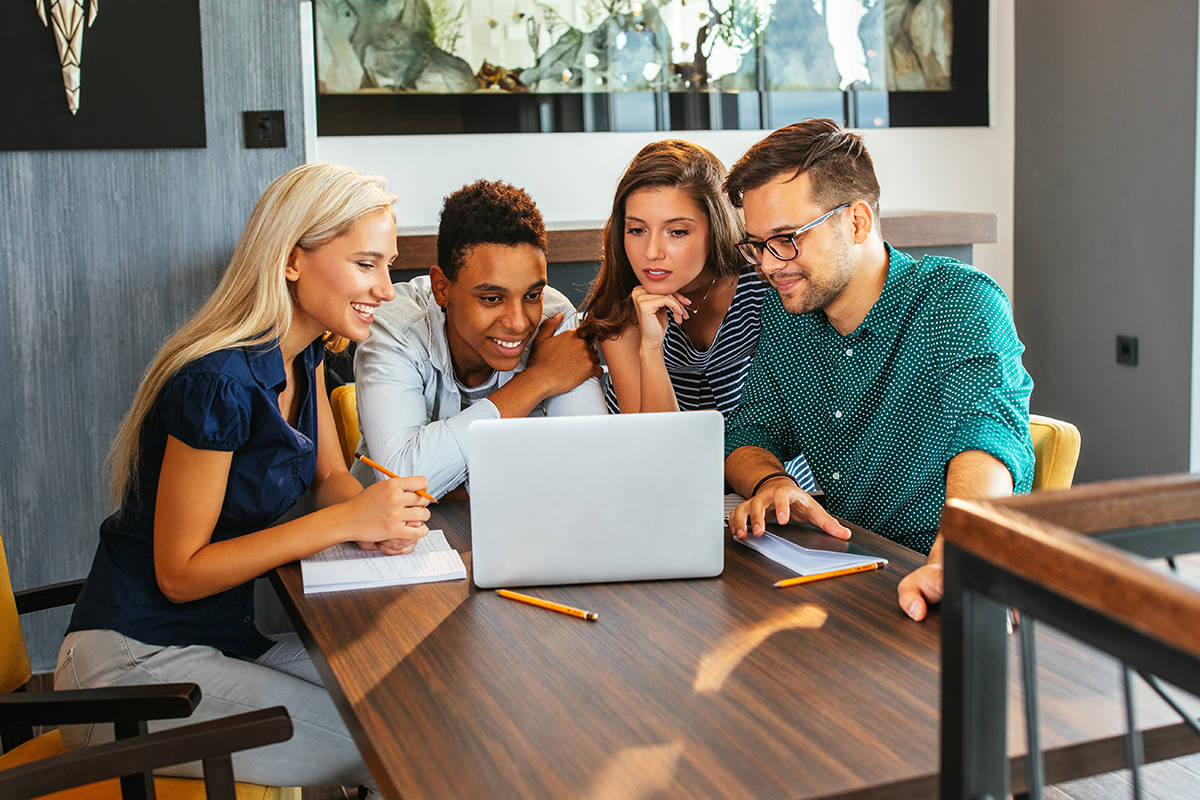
[
  {"left": 354, "top": 452, "right": 437, "bottom": 503},
  {"left": 774, "top": 561, "right": 884, "bottom": 588},
  {"left": 496, "top": 589, "right": 598, "bottom": 621}
]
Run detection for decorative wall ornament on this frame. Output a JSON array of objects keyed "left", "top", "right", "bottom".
[
  {"left": 1, "top": 0, "right": 205, "bottom": 150},
  {"left": 34, "top": 0, "right": 99, "bottom": 115}
]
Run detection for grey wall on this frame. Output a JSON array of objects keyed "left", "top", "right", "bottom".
[
  {"left": 1014, "top": 1, "right": 1197, "bottom": 483},
  {"left": 1, "top": 1, "right": 306, "bottom": 669}
]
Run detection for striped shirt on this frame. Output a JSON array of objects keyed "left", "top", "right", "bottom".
[{"left": 604, "top": 268, "right": 817, "bottom": 491}]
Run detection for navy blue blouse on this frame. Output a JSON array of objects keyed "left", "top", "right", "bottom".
[{"left": 68, "top": 338, "right": 324, "bottom": 659}]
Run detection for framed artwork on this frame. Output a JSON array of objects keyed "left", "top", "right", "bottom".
[
  {"left": 314, "top": 0, "right": 984, "bottom": 135},
  {"left": 0, "top": 1, "right": 206, "bottom": 151}
]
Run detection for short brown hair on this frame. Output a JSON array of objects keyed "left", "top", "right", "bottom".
[
  {"left": 579, "top": 139, "right": 743, "bottom": 342},
  {"left": 725, "top": 118, "right": 880, "bottom": 218}
]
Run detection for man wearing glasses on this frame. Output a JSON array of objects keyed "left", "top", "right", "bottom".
[{"left": 723, "top": 119, "right": 1034, "bottom": 622}]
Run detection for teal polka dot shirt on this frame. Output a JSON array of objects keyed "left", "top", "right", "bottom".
[{"left": 724, "top": 244, "right": 1035, "bottom": 554}]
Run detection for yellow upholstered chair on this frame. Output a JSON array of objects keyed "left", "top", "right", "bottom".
[
  {"left": 0, "top": 531, "right": 299, "bottom": 799},
  {"left": 1029, "top": 413, "right": 1082, "bottom": 491},
  {"left": 330, "top": 384, "right": 361, "bottom": 468}
]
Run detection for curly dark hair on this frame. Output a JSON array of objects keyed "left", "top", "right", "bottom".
[
  {"left": 436, "top": 179, "right": 547, "bottom": 280},
  {"left": 725, "top": 118, "right": 880, "bottom": 218}
]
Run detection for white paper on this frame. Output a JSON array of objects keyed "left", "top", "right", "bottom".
[
  {"left": 724, "top": 493, "right": 887, "bottom": 576},
  {"left": 301, "top": 529, "right": 466, "bottom": 593}
]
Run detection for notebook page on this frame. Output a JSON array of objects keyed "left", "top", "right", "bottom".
[{"left": 302, "top": 529, "right": 466, "bottom": 593}]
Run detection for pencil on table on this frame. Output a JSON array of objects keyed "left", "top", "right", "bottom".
[
  {"left": 496, "top": 589, "right": 598, "bottom": 621},
  {"left": 354, "top": 452, "right": 437, "bottom": 503},
  {"left": 774, "top": 561, "right": 884, "bottom": 588}
]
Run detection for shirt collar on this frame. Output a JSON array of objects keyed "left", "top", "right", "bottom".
[
  {"left": 246, "top": 338, "right": 320, "bottom": 390},
  {"left": 855, "top": 242, "right": 914, "bottom": 336},
  {"left": 424, "top": 303, "right": 456, "bottom": 373}
]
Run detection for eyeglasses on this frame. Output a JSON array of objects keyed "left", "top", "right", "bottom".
[{"left": 735, "top": 203, "right": 852, "bottom": 266}]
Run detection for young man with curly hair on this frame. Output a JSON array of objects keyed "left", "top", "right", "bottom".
[{"left": 351, "top": 179, "right": 605, "bottom": 498}]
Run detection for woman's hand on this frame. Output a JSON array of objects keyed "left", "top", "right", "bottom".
[
  {"left": 345, "top": 475, "right": 432, "bottom": 554},
  {"left": 631, "top": 286, "right": 690, "bottom": 348}
]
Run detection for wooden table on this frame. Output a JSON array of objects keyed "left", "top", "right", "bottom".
[{"left": 272, "top": 503, "right": 1200, "bottom": 799}]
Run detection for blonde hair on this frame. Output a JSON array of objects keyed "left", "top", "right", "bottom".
[{"left": 108, "top": 163, "right": 397, "bottom": 505}]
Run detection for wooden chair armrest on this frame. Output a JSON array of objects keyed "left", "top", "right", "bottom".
[
  {"left": 0, "top": 706, "right": 293, "bottom": 800},
  {"left": 0, "top": 683, "right": 200, "bottom": 727},
  {"left": 14, "top": 579, "right": 84, "bottom": 614}
]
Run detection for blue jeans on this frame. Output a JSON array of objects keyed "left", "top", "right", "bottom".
[{"left": 55, "top": 629, "right": 373, "bottom": 788}]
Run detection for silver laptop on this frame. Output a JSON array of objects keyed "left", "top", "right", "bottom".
[{"left": 468, "top": 411, "right": 725, "bottom": 588}]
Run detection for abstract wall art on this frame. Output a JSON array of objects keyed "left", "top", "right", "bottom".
[
  {"left": 314, "top": 0, "right": 985, "bottom": 135},
  {"left": 0, "top": 0, "right": 206, "bottom": 151}
]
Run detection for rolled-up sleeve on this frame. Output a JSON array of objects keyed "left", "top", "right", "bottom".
[
  {"left": 937, "top": 276, "right": 1035, "bottom": 493},
  {"left": 353, "top": 324, "right": 499, "bottom": 498}
]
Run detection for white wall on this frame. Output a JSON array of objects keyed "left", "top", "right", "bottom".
[{"left": 317, "top": 2, "right": 1014, "bottom": 294}]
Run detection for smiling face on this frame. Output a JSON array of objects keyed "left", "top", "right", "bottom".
[
  {"left": 623, "top": 186, "right": 713, "bottom": 295},
  {"left": 740, "top": 172, "right": 857, "bottom": 316},
  {"left": 286, "top": 207, "right": 398, "bottom": 343},
  {"left": 430, "top": 242, "right": 548, "bottom": 387}
]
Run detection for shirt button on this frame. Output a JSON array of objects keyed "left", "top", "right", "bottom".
[
  {"left": 242, "top": 616, "right": 252, "bottom": 624},
  {"left": 834, "top": 410, "right": 843, "bottom": 419},
  {"left": 832, "top": 472, "right": 841, "bottom": 480},
  {"left": 845, "top": 348, "right": 854, "bottom": 357},
  {"left": 291, "top": 464, "right": 299, "bottom": 476}
]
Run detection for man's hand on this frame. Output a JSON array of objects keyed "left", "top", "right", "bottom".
[
  {"left": 897, "top": 562, "right": 943, "bottom": 621},
  {"left": 526, "top": 313, "right": 602, "bottom": 396},
  {"left": 728, "top": 476, "right": 851, "bottom": 541},
  {"left": 897, "top": 450, "right": 1012, "bottom": 622}
]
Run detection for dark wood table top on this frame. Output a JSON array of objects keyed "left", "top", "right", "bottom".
[{"left": 273, "top": 503, "right": 1200, "bottom": 799}]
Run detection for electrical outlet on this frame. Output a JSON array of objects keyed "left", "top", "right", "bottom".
[
  {"left": 243, "top": 110, "right": 286, "bottom": 149},
  {"left": 1116, "top": 335, "right": 1138, "bottom": 366}
]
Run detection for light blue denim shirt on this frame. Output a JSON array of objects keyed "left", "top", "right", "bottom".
[{"left": 351, "top": 276, "right": 606, "bottom": 497}]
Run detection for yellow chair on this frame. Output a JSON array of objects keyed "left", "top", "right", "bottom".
[
  {"left": 0, "top": 531, "right": 299, "bottom": 799},
  {"left": 1029, "top": 413, "right": 1082, "bottom": 491},
  {"left": 330, "top": 384, "right": 360, "bottom": 468}
]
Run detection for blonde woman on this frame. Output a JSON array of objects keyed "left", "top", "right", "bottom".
[{"left": 55, "top": 164, "right": 425, "bottom": 791}]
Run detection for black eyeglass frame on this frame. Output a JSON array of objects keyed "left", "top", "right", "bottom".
[{"left": 735, "top": 202, "right": 853, "bottom": 266}]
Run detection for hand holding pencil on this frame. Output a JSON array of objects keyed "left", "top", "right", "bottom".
[
  {"left": 355, "top": 453, "right": 437, "bottom": 502},
  {"left": 347, "top": 454, "right": 433, "bottom": 555}
]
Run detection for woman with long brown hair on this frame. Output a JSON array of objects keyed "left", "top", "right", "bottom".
[{"left": 579, "top": 139, "right": 816, "bottom": 489}]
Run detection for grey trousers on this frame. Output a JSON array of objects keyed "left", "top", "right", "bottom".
[{"left": 55, "top": 628, "right": 374, "bottom": 788}]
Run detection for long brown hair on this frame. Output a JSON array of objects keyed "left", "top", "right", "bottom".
[{"left": 579, "top": 140, "right": 742, "bottom": 342}]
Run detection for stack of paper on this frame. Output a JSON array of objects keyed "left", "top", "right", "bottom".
[
  {"left": 723, "top": 493, "right": 887, "bottom": 576},
  {"left": 301, "top": 529, "right": 466, "bottom": 594}
]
